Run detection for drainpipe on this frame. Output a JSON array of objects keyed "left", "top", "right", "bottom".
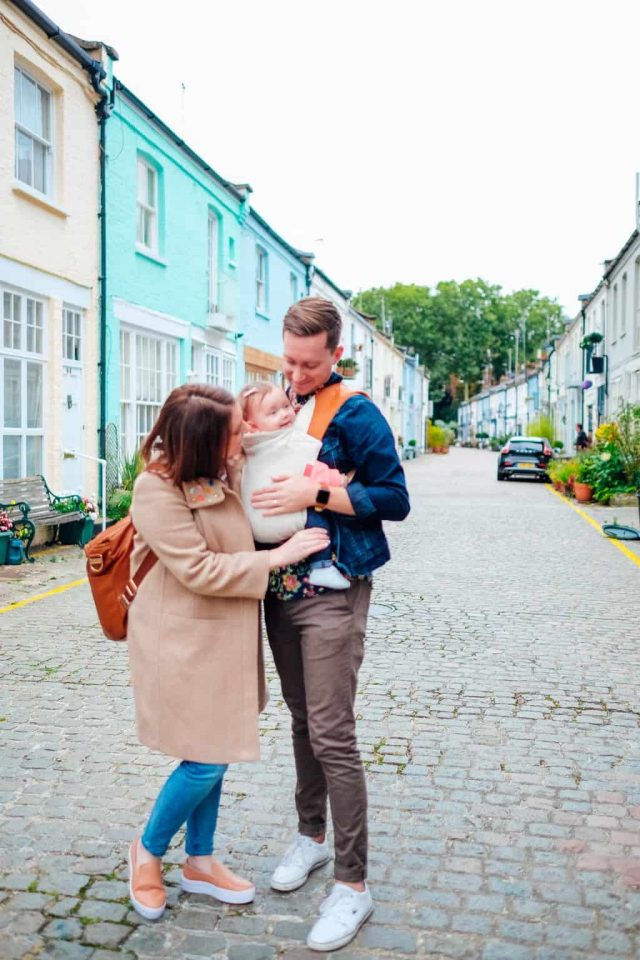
[
  {"left": 580, "top": 306, "right": 586, "bottom": 428},
  {"left": 544, "top": 341, "right": 557, "bottom": 424},
  {"left": 98, "top": 99, "right": 109, "bottom": 460}
]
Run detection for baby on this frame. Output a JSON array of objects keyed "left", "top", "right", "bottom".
[{"left": 237, "top": 382, "right": 350, "bottom": 590}]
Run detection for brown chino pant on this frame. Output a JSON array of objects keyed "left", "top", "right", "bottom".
[{"left": 264, "top": 580, "right": 372, "bottom": 883}]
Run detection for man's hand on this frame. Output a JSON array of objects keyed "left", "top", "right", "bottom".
[{"left": 251, "top": 474, "right": 317, "bottom": 516}]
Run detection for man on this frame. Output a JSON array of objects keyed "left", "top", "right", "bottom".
[
  {"left": 575, "top": 422, "right": 590, "bottom": 451},
  {"left": 251, "top": 297, "right": 410, "bottom": 952}
]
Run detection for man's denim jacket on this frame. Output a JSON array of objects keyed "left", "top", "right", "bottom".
[{"left": 317, "top": 377, "right": 410, "bottom": 576}]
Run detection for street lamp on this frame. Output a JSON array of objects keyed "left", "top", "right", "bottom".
[{"left": 63, "top": 449, "right": 107, "bottom": 534}]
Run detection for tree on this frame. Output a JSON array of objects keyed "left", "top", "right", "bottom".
[{"left": 354, "top": 281, "right": 564, "bottom": 419}]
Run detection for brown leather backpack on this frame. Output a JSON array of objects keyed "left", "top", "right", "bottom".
[{"left": 84, "top": 516, "right": 157, "bottom": 641}]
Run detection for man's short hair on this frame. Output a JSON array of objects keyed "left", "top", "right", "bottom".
[
  {"left": 283, "top": 297, "right": 342, "bottom": 351},
  {"left": 576, "top": 423, "right": 582, "bottom": 429}
]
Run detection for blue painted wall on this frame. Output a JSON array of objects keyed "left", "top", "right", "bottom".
[
  {"left": 104, "top": 81, "right": 243, "bottom": 428},
  {"left": 237, "top": 207, "right": 307, "bottom": 383}
]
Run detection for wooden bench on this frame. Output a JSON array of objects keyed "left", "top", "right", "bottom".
[{"left": 0, "top": 475, "right": 84, "bottom": 562}]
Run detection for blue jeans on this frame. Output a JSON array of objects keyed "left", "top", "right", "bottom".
[
  {"left": 141, "top": 761, "right": 227, "bottom": 857},
  {"left": 306, "top": 507, "right": 334, "bottom": 569}
]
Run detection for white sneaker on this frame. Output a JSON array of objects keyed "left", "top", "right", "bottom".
[
  {"left": 270, "top": 834, "right": 332, "bottom": 892},
  {"left": 307, "top": 882, "right": 374, "bottom": 952},
  {"left": 308, "top": 565, "right": 350, "bottom": 590}
]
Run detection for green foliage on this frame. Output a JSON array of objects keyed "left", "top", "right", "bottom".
[
  {"left": 52, "top": 499, "right": 80, "bottom": 514},
  {"left": 614, "top": 402, "right": 640, "bottom": 487},
  {"left": 427, "top": 424, "right": 448, "bottom": 448},
  {"left": 354, "top": 281, "right": 563, "bottom": 420},
  {"left": 576, "top": 449, "right": 633, "bottom": 504},
  {"left": 107, "top": 488, "right": 132, "bottom": 521},
  {"left": 120, "top": 449, "right": 144, "bottom": 492},
  {"left": 526, "top": 414, "right": 555, "bottom": 443}
]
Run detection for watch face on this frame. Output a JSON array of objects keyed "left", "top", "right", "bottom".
[{"left": 316, "top": 487, "right": 330, "bottom": 505}]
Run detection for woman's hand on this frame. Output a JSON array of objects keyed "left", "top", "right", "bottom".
[
  {"left": 252, "top": 475, "right": 316, "bottom": 515},
  {"left": 268, "top": 528, "right": 330, "bottom": 569}
]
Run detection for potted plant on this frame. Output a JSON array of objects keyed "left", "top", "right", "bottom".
[
  {"left": 574, "top": 456, "right": 595, "bottom": 503},
  {"left": 336, "top": 358, "right": 359, "bottom": 379},
  {"left": 428, "top": 424, "right": 446, "bottom": 453},
  {"left": 107, "top": 449, "right": 144, "bottom": 522},
  {"left": 579, "top": 331, "right": 604, "bottom": 350}
]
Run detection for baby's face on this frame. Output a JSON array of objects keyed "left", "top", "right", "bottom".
[{"left": 250, "top": 387, "right": 296, "bottom": 431}]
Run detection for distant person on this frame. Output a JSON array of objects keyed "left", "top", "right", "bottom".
[{"left": 575, "top": 423, "right": 589, "bottom": 451}]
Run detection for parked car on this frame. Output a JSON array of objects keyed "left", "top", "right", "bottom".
[{"left": 497, "top": 436, "right": 553, "bottom": 481}]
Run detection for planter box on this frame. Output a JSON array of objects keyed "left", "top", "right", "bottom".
[
  {"left": 0, "top": 531, "right": 12, "bottom": 564},
  {"left": 58, "top": 517, "right": 94, "bottom": 546}
]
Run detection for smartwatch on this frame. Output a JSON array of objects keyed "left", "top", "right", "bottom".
[{"left": 314, "top": 484, "right": 331, "bottom": 512}]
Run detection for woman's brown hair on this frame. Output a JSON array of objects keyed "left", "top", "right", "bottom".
[{"left": 141, "top": 384, "right": 236, "bottom": 485}]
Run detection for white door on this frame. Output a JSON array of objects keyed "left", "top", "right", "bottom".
[{"left": 61, "top": 308, "right": 84, "bottom": 492}]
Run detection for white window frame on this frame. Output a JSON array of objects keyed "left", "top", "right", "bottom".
[
  {"left": 1, "top": 287, "right": 46, "bottom": 478},
  {"left": 62, "top": 307, "right": 82, "bottom": 364},
  {"left": 621, "top": 272, "right": 628, "bottom": 336},
  {"left": 119, "top": 327, "right": 179, "bottom": 456},
  {"left": 290, "top": 272, "right": 298, "bottom": 305},
  {"left": 205, "top": 348, "right": 221, "bottom": 386},
  {"left": 136, "top": 157, "right": 158, "bottom": 254},
  {"left": 222, "top": 354, "right": 235, "bottom": 393},
  {"left": 256, "top": 247, "right": 268, "bottom": 314},
  {"left": 208, "top": 211, "right": 220, "bottom": 313},
  {"left": 14, "top": 65, "right": 54, "bottom": 197}
]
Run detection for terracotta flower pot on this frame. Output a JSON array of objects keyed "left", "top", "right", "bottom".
[
  {"left": 441, "top": 446, "right": 450, "bottom": 454},
  {"left": 573, "top": 482, "right": 593, "bottom": 503}
]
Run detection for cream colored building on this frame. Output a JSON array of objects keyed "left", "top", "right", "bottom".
[
  {"left": 371, "top": 327, "right": 406, "bottom": 445},
  {"left": 0, "top": 1, "right": 111, "bottom": 494}
]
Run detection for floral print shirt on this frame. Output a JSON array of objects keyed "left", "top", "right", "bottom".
[{"left": 267, "top": 562, "right": 326, "bottom": 602}]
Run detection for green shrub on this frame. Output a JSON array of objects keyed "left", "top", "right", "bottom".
[
  {"left": 120, "top": 449, "right": 144, "bottom": 491},
  {"left": 527, "top": 414, "right": 554, "bottom": 443},
  {"left": 107, "top": 489, "right": 132, "bottom": 521},
  {"left": 428, "top": 425, "right": 447, "bottom": 448}
]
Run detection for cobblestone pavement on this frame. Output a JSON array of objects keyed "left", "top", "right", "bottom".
[{"left": 2, "top": 447, "right": 640, "bottom": 960}]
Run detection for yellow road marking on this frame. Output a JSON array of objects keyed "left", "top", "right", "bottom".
[
  {"left": 547, "top": 486, "right": 640, "bottom": 569},
  {"left": 0, "top": 577, "right": 87, "bottom": 615}
]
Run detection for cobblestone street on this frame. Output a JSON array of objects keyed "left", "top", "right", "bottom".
[{"left": 2, "top": 447, "right": 640, "bottom": 960}]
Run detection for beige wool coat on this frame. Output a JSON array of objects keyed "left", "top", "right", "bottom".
[{"left": 127, "top": 470, "right": 271, "bottom": 764}]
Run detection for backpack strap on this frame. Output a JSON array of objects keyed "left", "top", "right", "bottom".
[{"left": 307, "top": 382, "right": 368, "bottom": 440}]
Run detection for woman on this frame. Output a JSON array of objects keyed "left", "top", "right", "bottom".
[{"left": 126, "top": 384, "right": 329, "bottom": 920}]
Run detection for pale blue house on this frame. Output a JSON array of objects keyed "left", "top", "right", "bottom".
[
  {"left": 237, "top": 193, "right": 309, "bottom": 386},
  {"left": 103, "top": 80, "right": 244, "bottom": 459}
]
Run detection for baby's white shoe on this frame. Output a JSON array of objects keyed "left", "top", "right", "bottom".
[{"left": 308, "top": 565, "right": 350, "bottom": 590}]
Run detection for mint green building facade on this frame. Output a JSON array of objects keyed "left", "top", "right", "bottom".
[{"left": 104, "top": 81, "right": 244, "bottom": 457}]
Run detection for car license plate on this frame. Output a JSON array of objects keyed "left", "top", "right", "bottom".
[{"left": 518, "top": 462, "right": 535, "bottom": 468}]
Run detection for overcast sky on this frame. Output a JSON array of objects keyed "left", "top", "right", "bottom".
[{"left": 43, "top": 0, "right": 640, "bottom": 316}]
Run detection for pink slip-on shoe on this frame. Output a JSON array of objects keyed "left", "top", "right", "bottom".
[
  {"left": 181, "top": 859, "right": 255, "bottom": 904},
  {"left": 128, "top": 838, "right": 166, "bottom": 920}
]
